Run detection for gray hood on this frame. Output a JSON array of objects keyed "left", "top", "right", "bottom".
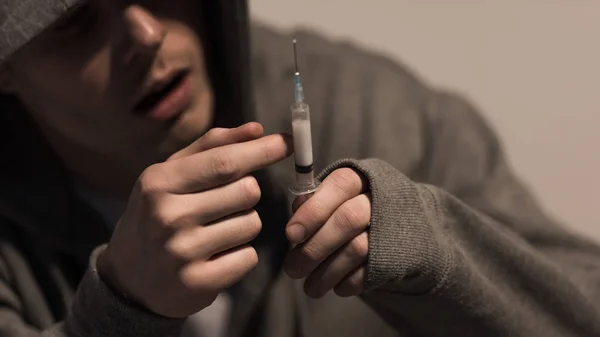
[{"left": 0, "top": 0, "right": 81, "bottom": 65}]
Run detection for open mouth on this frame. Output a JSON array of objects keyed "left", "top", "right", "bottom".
[{"left": 134, "top": 70, "right": 190, "bottom": 118}]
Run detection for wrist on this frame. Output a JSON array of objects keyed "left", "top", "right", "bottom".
[
  {"left": 97, "top": 247, "right": 133, "bottom": 303},
  {"left": 68, "top": 246, "right": 186, "bottom": 336}
]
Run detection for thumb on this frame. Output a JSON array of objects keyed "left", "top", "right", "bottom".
[{"left": 291, "top": 194, "right": 313, "bottom": 214}]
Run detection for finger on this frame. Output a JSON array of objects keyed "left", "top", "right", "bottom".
[
  {"left": 165, "top": 209, "right": 261, "bottom": 261},
  {"left": 179, "top": 245, "right": 258, "bottom": 292},
  {"left": 158, "top": 133, "right": 293, "bottom": 193},
  {"left": 160, "top": 176, "right": 261, "bottom": 228},
  {"left": 303, "top": 231, "right": 369, "bottom": 298},
  {"left": 286, "top": 168, "right": 367, "bottom": 244},
  {"left": 285, "top": 193, "right": 371, "bottom": 279},
  {"left": 334, "top": 265, "right": 366, "bottom": 297},
  {"left": 291, "top": 194, "right": 311, "bottom": 214},
  {"left": 168, "top": 122, "right": 264, "bottom": 161}
]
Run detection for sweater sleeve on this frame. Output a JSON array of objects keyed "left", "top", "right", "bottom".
[
  {"left": 317, "top": 91, "right": 600, "bottom": 337},
  {"left": 0, "top": 242, "right": 185, "bottom": 337}
]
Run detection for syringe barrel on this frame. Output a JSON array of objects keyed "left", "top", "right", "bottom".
[
  {"left": 294, "top": 171, "right": 316, "bottom": 189},
  {"left": 290, "top": 102, "right": 314, "bottom": 169}
]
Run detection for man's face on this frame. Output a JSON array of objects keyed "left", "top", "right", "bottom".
[{"left": 1, "top": 0, "right": 213, "bottom": 164}]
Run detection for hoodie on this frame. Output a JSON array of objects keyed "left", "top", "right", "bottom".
[{"left": 2, "top": 1, "right": 600, "bottom": 337}]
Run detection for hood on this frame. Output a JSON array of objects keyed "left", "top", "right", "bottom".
[
  {"left": 0, "top": 0, "right": 80, "bottom": 65},
  {"left": 0, "top": 0, "right": 256, "bottom": 261}
]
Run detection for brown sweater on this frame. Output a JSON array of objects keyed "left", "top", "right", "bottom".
[{"left": 0, "top": 19, "right": 599, "bottom": 337}]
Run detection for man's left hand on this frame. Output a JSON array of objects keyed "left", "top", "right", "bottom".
[{"left": 284, "top": 167, "right": 371, "bottom": 298}]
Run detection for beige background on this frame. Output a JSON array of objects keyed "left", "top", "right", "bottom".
[{"left": 250, "top": 1, "right": 600, "bottom": 239}]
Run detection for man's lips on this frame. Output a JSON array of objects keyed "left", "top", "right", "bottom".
[{"left": 133, "top": 70, "right": 193, "bottom": 121}]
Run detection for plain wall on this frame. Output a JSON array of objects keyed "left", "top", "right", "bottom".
[{"left": 250, "top": 1, "right": 600, "bottom": 239}]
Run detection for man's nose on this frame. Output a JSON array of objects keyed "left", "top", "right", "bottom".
[{"left": 121, "top": 5, "right": 165, "bottom": 62}]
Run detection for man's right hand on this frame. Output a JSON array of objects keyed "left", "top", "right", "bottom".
[{"left": 97, "top": 122, "right": 293, "bottom": 318}]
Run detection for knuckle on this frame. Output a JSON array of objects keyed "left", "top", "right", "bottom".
[
  {"left": 155, "top": 203, "right": 186, "bottom": 229},
  {"left": 245, "top": 122, "right": 264, "bottom": 135},
  {"left": 302, "top": 198, "right": 328, "bottom": 224},
  {"left": 178, "top": 265, "right": 206, "bottom": 291},
  {"left": 347, "top": 233, "right": 369, "bottom": 261},
  {"left": 205, "top": 127, "right": 227, "bottom": 140},
  {"left": 158, "top": 211, "right": 179, "bottom": 230},
  {"left": 138, "top": 165, "right": 165, "bottom": 195},
  {"left": 301, "top": 241, "right": 326, "bottom": 264},
  {"left": 165, "top": 235, "right": 195, "bottom": 261},
  {"left": 335, "top": 203, "right": 363, "bottom": 231},
  {"left": 260, "top": 139, "right": 280, "bottom": 164},
  {"left": 329, "top": 168, "right": 360, "bottom": 193},
  {"left": 211, "top": 149, "right": 237, "bottom": 181},
  {"left": 240, "top": 176, "right": 262, "bottom": 206}
]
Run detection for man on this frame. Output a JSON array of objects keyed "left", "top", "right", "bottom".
[{"left": 0, "top": 0, "right": 599, "bottom": 336}]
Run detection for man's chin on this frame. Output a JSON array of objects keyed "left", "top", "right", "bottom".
[{"left": 152, "top": 98, "right": 213, "bottom": 160}]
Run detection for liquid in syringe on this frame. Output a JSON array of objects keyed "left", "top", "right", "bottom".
[{"left": 292, "top": 118, "right": 313, "bottom": 167}]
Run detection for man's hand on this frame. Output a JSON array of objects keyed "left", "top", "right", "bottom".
[
  {"left": 97, "top": 122, "right": 293, "bottom": 318},
  {"left": 284, "top": 167, "right": 371, "bottom": 298}
]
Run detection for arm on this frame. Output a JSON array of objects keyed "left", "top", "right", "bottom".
[
  {"left": 319, "top": 89, "right": 600, "bottom": 336},
  {"left": 256, "top": 25, "right": 600, "bottom": 335},
  {"left": 0, "top": 124, "right": 290, "bottom": 337},
  {"left": 0, "top": 241, "right": 184, "bottom": 337}
]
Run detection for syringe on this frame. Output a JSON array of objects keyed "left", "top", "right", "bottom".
[{"left": 288, "top": 38, "right": 320, "bottom": 196}]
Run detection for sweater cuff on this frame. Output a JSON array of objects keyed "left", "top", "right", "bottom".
[
  {"left": 317, "top": 158, "right": 450, "bottom": 294},
  {"left": 67, "top": 245, "right": 185, "bottom": 336}
]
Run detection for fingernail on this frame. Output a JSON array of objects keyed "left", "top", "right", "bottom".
[
  {"left": 282, "top": 133, "right": 295, "bottom": 156},
  {"left": 286, "top": 224, "right": 307, "bottom": 244}
]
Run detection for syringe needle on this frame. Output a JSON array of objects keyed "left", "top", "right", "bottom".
[{"left": 293, "top": 38, "right": 299, "bottom": 74}]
